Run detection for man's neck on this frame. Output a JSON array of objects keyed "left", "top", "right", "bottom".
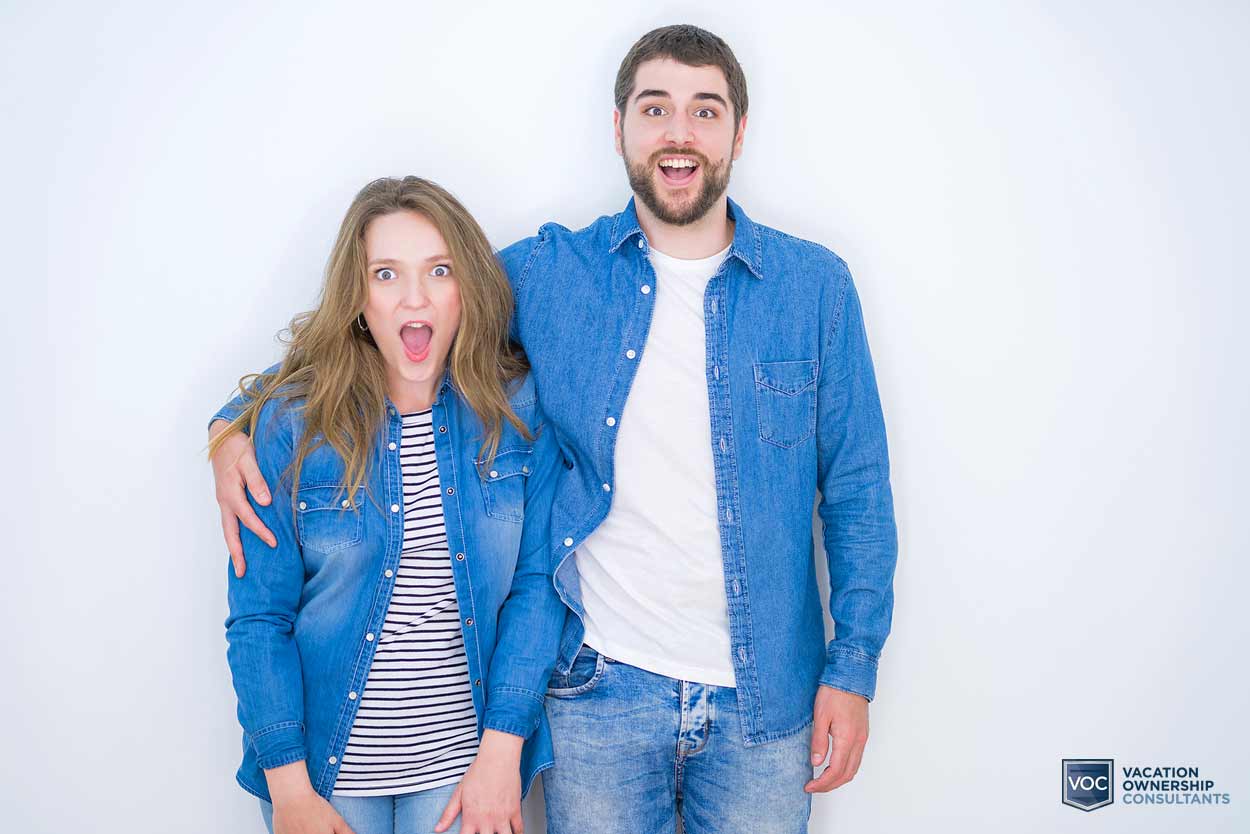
[{"left": 635, "top": 195, "right": 734, "bottom": 259}]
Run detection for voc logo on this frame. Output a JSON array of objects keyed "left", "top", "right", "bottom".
[{"left": 1062, "top": 759, "right": 1115, "bottom": 811}]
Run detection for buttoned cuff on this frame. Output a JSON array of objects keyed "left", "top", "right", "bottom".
[
  {"left": 818, "top": 645, "right": 879, "bottom": 702},
  {"left": 249, "top": 721, "right": 307, "bottom": 770},
  {"left": 483, "top": 686, "right": 544, "bottom": 739}
]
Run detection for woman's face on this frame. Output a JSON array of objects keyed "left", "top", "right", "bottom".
[{"left": 361, "top": 211, "right": 462, "bottom": 409}]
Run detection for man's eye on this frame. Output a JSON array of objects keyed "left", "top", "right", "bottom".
[
  {"left": 644, "top": 106, "right": 666, "bottom": 117},
  {"left": 431, "top": 264, "right": 451, "bottom": 278},
  {"left": 376, "top": 268, "right": 397, "bottom": 281},
  {"left": 695, "top": 108, "right": 716, "bottom": 118}
]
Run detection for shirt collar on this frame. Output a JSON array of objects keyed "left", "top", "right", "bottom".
[{"left": 608, "top": 196, "right": 765, "bottom": 280}]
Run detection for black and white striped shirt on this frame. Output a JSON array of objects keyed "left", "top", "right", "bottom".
[{"left": 333, "top": 409, "right": 479, "bottom": 796}]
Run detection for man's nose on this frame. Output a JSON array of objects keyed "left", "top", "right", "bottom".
[{"left": 665, "top": 112, "right": 694, "bottom": 145}]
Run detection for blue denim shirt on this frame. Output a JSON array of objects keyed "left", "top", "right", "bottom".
[
  {"left": 498, "top": 198, "right": 897, "bottom": 746},
  {"left": 217, "top": 371, "right": 565, "bottom": 800}
]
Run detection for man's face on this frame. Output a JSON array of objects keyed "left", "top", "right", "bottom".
[{"left": 615, "top": 58, "right": 746, "bottom": 226}]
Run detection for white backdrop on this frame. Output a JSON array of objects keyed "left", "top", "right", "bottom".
[{"left": 2, "top": 1, "right": 1247, "bottom": 831}]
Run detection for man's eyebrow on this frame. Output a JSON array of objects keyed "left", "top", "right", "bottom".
[
  {"left": 693, "top": 92, "right": 728, "bottom": 107},
  {"left": 633, "top": 88, "right": 670, "bottom": 102}
]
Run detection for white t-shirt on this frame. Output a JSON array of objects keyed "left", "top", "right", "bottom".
[{"left": 577, "top": 243, "right": 736, "bottom": 687}]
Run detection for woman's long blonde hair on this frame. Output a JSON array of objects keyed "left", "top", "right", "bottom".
[{"left": 208, "top": 176, "right": 530, "bottom": 505}]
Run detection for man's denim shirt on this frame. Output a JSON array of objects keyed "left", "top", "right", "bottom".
[
  {"left": 215, "top": 372, "right": 564, "bottom": 800},
  {"left": 498, "top": 198, "right": 898, "bottom": 746}
]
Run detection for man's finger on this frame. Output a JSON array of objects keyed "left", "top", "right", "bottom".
[
  {"left": 830, "top": 737, "right": 867, "bottom": 789},
  {"left": 809, "top": 716, "right": 831, "bottom": 766},
  {"left": 433, "top": 784, "right": 462, "bottom": 833},
  {"left": 806, "top": 731, "right": 853, "bottom": 793},
  {"left": 221, "top": 508, "right": 246, "bottom": 578},
  {"left": 238, "top": 452, "right": 272, "bottom": 506},
  {"left": 511, "top": 810, "right": 525, "bottom": 834},
  {"left": 232, "top": 490, "right": 276, "bottom": 548}
]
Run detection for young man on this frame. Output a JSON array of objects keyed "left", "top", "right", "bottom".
[{"left": 211, "top": 25, "right": 897, "bottom": 833}]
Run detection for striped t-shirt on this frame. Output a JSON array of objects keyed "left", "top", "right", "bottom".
[{"left": 333, "top": 409, "right": 480, "bottom": 796}]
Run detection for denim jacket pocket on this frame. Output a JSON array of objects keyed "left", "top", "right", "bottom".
[
  {"left": 545, "top": 645, "right": 605, "bottom": 698},
  {"left": 295, "top": 484, "right": 364, "bottom": 554},
  {"left": 478, "top": 448, "right": 534, "bottom": 523},
  {"left": 753, "top": 359, "right": 818, "bottom": 449}
]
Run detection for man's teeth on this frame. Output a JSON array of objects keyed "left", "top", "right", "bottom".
[{"left": 659, "top": 159, "right": 697, "bottom": 169}]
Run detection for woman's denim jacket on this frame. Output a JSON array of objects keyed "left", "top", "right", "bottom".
[{"left": 219, "top": 371, "right": 564, "bottom": 801}]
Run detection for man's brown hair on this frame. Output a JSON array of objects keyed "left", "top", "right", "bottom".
[{"left": 614, "top": 25, "right": 748, "bottom": 126}]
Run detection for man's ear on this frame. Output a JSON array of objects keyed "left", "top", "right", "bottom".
[
  {"left": 613, "top": 109, "right": 624, "bottom": 157},
  {"left": 732, "top": 114, "right": 748, "bottom": 161}
]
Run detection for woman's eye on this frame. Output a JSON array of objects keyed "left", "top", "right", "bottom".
[
  {"left": 376, "top": 267, "right": 397, "bottom": 281},
  {"left": 431, "top": 264, "right": 451, "bottom": 278}
]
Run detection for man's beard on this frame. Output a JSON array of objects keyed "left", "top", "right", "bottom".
[{"left": 625, "top": 146, "right": 732, "bottom": 226}]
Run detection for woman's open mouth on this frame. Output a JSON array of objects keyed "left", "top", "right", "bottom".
[{"left": 399, "top": 321, "right": 433, "bottom": 363}]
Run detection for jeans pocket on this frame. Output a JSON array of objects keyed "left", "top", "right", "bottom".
[
  {"left": 546, "top": 645, "right": 606, "bottom": 698},
  {"left": 754, "top": 359, "right": 817, "bottom": 449}
]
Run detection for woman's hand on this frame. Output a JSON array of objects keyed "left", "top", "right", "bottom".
[
  {"left": 209, "top": 418, "right": 275, "bottom": 577},
  {"left": 266, "top": 762, "right": 356, "bottom": 834},
  {"left": 435, "top": 730, "right": 524, "bottom": 833}
]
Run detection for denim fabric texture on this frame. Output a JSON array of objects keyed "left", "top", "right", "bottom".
[
  {"left": 498, "top": 198, "right": 898, "bottom": 746},
  {"left": 541, "top": 646, "right": 813, "bottom": 834},
  {"left": 217, "top": 371, "right": 565, "bottom": 802},
  {"left": 259, "top": 782, "right": 460, "bottom": 834}
]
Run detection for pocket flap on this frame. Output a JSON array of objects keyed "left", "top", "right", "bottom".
[
  {"left": 753, "top": 359, "right": 817, "bottom": 396},
  {"left": 478, "top": 447, "right": 534, "bottom": 481}
]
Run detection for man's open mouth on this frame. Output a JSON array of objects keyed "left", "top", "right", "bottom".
[
  {"left": 400, "top": 321, "right": 433, "bottom": 362},
  {"left": 657, "top": 156, "right": 700, "bottom": 187}
]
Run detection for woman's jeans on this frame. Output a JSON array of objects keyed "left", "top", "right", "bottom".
[{"left": 259, "top": 782, "right": 460, "bottom": 834}]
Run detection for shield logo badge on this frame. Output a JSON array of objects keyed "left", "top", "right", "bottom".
[{"left": 1062, "top": 759, "right": 1114, "bottom": 811}]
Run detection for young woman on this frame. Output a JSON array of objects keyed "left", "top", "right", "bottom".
[{"left": 210, "top": 176, "right": 564, "bottom": 834}]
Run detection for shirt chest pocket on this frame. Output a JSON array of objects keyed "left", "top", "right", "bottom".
[
  {"left": 478, "top": 449, "right": 533, "bottom": 523},
  {"left": 296, "top": 484, "right": 365, "bottom": 554},
  {"left": 754, "top": 359, "right": 818, "bottom": 449}
]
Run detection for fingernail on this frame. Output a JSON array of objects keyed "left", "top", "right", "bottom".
[{"left": 811, "top": 753, "right": 823, "bottom": 764}]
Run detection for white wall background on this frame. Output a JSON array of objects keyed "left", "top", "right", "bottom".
[{"left": 2, "top": 1, "right": 1246, "bottom": 831}]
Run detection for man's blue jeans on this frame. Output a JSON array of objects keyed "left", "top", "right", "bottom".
[{"left": 543, "top": 646, "right": 813, "bottom": 833}]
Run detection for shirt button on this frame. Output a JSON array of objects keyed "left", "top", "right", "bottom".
[
  {"left": 719, "top": 437, "right": 727, "bottom": 452},
  {"left": 738, "top": 647, "right": 747, "bottom": 663},
  {"left": 341, "top": 499, "right": 350, "bottom": 509},
  {"left": 602, "top": 483, "right": 611, "bottom": 492},
  {"left": 348, "top": 691, "right": 357, "bottom": 700},
  {"left": 563, "top": 537, "right": 574, "bottom": 547},
  {"left": 732, "top": 579, "right": 741, "bottom": 595},
  {"left": 626, "top": 349, "right": 637, "bottom": 360},
  {"left": 446, "top": 487, "right": 455, "bottom": 495},
  {"left": 328, "top": 756, "right": 337, "bottom": 765},
  {"left": 474, "top": 679, "right": 482, "bottom": 687},
  {"left": 711, "top": 299, "right": 718, "bottom": 314},
  {"left": 388, "top": 442, "right": 396, "bottom": 451},
  {"left": 298, "top": 501, "right": 307, "bottom": 511},
  {"left": 439, "top": 426, "right": 447, "bottom": 433},
  {"left": 390, "top": 504, "right": 400, "bottom": 513},
  {"left": 389, "top": 407, "right": 396, "bottom": 416},
  {"left": 637, "top": 238, "right": 645, "bottom": 249},
  {"left": 521, "top": 465, "right": 529, "bottom": 474},
  {"left": 465, "top": 618, "right": 473, "bottom": 626},
  {"left": 489, "top": 470, "right": 499, "bottom": 478},
  {"left": 640, "top": 284, "right": 651, "bottom": 295},
  {"left": 456, "top": 552, "right": 464, "bottom": 561},
  {"left": 605, "top": 416, "right": 616, "bottom": 427},
  {"left": 713, "top": 365, "right": 720, "bottom": 380},
  {"left": 384, "top": 569, "right": 393, "bottom": 578},
  {"left": 726, "top": 508, "right": 734, "bottom": 523},
  {"left": 365, "top": 632, "right": 374, "bottom": 642}
]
